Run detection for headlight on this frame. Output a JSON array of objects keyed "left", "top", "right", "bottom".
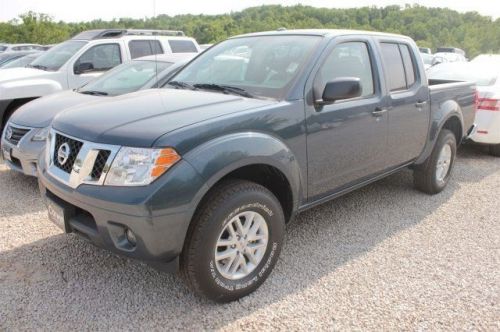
[
  {"left": 104, "top": 147, "right": 180, "bottom": 186},
  {"left": 32, "top": 127, "right": 50, "bottom": 141}
]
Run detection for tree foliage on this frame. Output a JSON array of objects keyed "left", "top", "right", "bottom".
[{"left": 1, "top": 5, "right": 499, "bottom": 57}]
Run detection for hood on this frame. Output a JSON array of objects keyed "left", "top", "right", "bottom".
[
  {"left": 10, "top": 90, "right": 99, "bottom": 128},
  {"left": 0, "top": 67, "right": 63, "bottom": 100},
  {"left": 53, "top": 89, "right": 275, "bottom": 147},
  {"left": 0, "top": 67, "right": 57, "bottom": 83}
]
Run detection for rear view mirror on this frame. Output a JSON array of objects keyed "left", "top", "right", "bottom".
[
  {"left": 317, "top": 77, "right": 362, "bottom": 105},
  {"left": 74, "top": 62, "right": 94, "bottom": 74}
]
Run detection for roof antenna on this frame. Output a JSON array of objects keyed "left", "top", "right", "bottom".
[{"left": 153, "top": 0, "right": 158, "bottom": 89}]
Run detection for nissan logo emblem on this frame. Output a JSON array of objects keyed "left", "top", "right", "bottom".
[
  {"left": 5, "top": 127, "right": 13, "bottom": 140},
  {"left": 57, "top": 143, "right": 71, "bottom": 166}
]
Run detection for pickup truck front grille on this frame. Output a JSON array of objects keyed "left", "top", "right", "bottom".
[
  {"left": 90, "top": 150, "right": 111, "bottom": 180},
  {"left": 53, "top": 134, "right": 83, "bottom": 173},
  {"left": 47, "top": 129, "right": 120, "bottom": 189},
  {"left": 4, "top": 125, "right": 31, "bottom": 145}
]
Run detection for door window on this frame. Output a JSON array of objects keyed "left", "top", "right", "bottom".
[
  {"left": 380, "top": 43, "right": 407, "bottom": 91},
  {"left": 74, "top": 43, "right": 121, "bottom": 74},
  {"left": 314, "top": 42, "right": 374, "bottom": 99},
  {"left": 129, "top": 40, "right": 164, "bottom": 59},
  {"left": 399, "top": 44, "right": 417, "bottom": 87}
]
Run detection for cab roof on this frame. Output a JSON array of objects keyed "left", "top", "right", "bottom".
[{"left": 233, "top": 29, "right": 412, "bottom": 41}]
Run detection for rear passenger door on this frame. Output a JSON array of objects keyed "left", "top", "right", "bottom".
[{"left": 379, "top": 42, "right": 430, "bottom": 165}]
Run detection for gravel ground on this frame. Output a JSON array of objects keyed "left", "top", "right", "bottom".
[{"left": 0, "top": 145, "right": 499, "bottom": 331}]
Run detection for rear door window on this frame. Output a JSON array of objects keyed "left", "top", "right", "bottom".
[
  {"left": 381, "top": 43, "right": 407, "bottom": 92},
  {"left": 399, "top": 44, "right": 416, "bottom": 87},
  {"left": 168, "top": 40, "right": 198, "bottom": 53},
  {"left": 129, "top": 40, "right": 164, "bottom": 59}
]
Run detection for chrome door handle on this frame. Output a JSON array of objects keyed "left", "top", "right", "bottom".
[{"left": 371, "top": 108, "right": 387, "bottom": 117}]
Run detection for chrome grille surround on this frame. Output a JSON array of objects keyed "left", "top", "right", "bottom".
[{"left": 46, "top": 129, "right": 121, "bottom": 189}]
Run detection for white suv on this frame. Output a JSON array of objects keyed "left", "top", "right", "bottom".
[{"left": 0, "top": 29, "right": 200, "bottom": 131}]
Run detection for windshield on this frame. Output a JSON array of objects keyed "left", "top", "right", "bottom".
[
  {"left": 1, "top": 54, "right": 39, "bottom": 69},
  {"left": 0, "top": 46, "right": 6, "bottom": 52},
  {"left": 79, "top": 60, "right": 173, "bottom": 96},
  {"left": 428, "top": 63, "right": 498, "bottom": 86},
  {"left": 170, "top": 35, "right": 321, "bottom": 99},
  {"left": 30, "top": 40, "right": 87, "bottom": 71},
  {"left": 0, "top": 54, "right": 21, "bottom": 66}
]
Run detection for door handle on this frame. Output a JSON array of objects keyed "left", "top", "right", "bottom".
[
  {"left": 415, "top": 101, "right": 427, "bottom": 108},
  {"left": 371, "top": 108, "right": 387, "bottom": 117}
]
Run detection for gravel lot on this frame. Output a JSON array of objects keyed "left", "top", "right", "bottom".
[{"left": 0, "top": 145, "right": 499, "bottom": 331}]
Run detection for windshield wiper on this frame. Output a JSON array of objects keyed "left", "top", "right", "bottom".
[
  {"left": 28, "top": 64, "right": 48, "bottom": 71},
  {"left": 193, "top": 83, "right": 255, "bottom": 98},
  {"left": 79, "top": 90, "right": 109, "bottom": 96},
  {"left": 167, "top": 80, "right": 197, "bottom": 90}
]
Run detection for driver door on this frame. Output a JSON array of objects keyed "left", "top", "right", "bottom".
[
  {"left": 305, "top": 38, "right": 389, "bottom": 200},
  {"left": 68, "top": 42, "right": 123, "bottom": 89}
]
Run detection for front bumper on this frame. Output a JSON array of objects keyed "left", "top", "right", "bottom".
[
  {"left": 37, "top": 154, "right": 208, "bottom": 272},
  {"left": 1, "top": 129, "right": 44, "bottom": 177}
]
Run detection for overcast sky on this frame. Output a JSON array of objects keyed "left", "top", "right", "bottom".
[{"left": 1, "top": 0, "right": 498, "bottom": 22}]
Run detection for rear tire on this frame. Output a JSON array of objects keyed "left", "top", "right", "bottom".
[
  {"left": 489, "top": 144, "right": 500, "bottom": 157},
  {"left": 180, "top": 179, "right": 285, "bottom": 302},
  {"left": 414, "top": 129, "right": 457, "bottom": 194}
]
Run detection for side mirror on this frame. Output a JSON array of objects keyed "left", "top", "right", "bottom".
[
  {"left": 74, "top": 62, "right": 94, "bottom": 75},
  {"left": 317, "top": 77, "right": 362, "bottom": 105}
]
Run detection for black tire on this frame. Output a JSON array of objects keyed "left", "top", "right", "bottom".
[
  {"left": 180, "top": 179, "right": 285, "bottom": 302},
  {"left": 489, "top": 144, "right": 500, "bottom": 157},
  {"left": 414, "top": 129, "right": 457, "bottom": 195}
]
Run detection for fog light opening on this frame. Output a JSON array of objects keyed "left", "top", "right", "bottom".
[{"left": 125, "top": 228, "right": 137, "bottom": 246}]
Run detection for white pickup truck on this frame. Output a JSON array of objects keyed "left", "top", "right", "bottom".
[{"left": 0, "top": 29, "right": 201, "bottom": 131}]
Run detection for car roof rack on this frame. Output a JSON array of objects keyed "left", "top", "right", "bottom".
[{"left": 72, "top": 29, "right": 185, "bottom": 40}]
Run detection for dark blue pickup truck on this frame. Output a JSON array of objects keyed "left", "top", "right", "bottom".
[{"left": 36, "top": 29, "right": 476, "bottom": 302}]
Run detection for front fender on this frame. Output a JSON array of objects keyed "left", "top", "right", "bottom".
[
  {"left": 183, "top": 132, "right": 303, "bottom": 214},
  {"left": 415, "top": 99, "right": 464, "bottom": 164},
  {"left": 0, "top": 79, "right": 63, "bottom": 100}
]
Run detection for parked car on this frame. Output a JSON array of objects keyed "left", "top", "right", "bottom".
[
  {"left": 428, "top": 61, "right": 500, "bottom": 156},
  {"left": 35, "top": 29, "right": 475, "bottom": 302},
  {"left": 471, "top": 54, "right": 500, "bottom": 64},
  {"left": 419, "top": 47, "right": 432, "bottom": 54},
  {"left": 1, "top": 53, "right": 196, "bottom": 176},
  {"left": 420, "top": 52, "right": 434, "bottom": 70},
  {"left": 0, "top": 53, "right": 41, "bottom": 69},
  {"left": 436, "top": 47, "right": 466, "bottom": 57},
  {"left": 0, "top": 51, "right": 40, "bottom": 68},
  {"left": 0, "top": 43, "right": 46, "bottom": 52},
  {"left": 432, "top": 52, "right": 467, "bottom": 66},
  {"left": 0, "top": 29, "right": 201, "bottom": 133}
]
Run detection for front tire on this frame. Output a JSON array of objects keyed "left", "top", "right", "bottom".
[
  {"left": 181, "top": 179, "right": 285, "bottom": 302},
  {"left": 489, "top": 144, "right": 500, "bottom": 157},
  {"left": 414, "top": 129, "right": 457, "bottom": 194}
]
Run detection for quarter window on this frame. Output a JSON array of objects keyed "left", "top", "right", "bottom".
[
  {"left": 129, "top": 40, "right": 164, "bottom": 59},
  {"left": 74, "top": 43, "right": 121, "bottom": 73},
  {"left": 315, "top": 41, "right": 375, "bottom": 99},
  {"left": 168, "top": 40, "right": 198, "bottom": 53}
]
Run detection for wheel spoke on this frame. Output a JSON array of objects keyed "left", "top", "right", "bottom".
[
  {"left": 229, "top": 255, "right": 242, "bottom": 274},
  {"left": 217, "top": 238, "right": 235, "bottom": 247},
  {"left": 234, "top": 218, "right": 245, "bottom": 236},
  {"left": 245, "top": 249, "right": 259, "bottom": 265},
  {"left": 216, "top": 248, "right": 237, "bottom": 261}
]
